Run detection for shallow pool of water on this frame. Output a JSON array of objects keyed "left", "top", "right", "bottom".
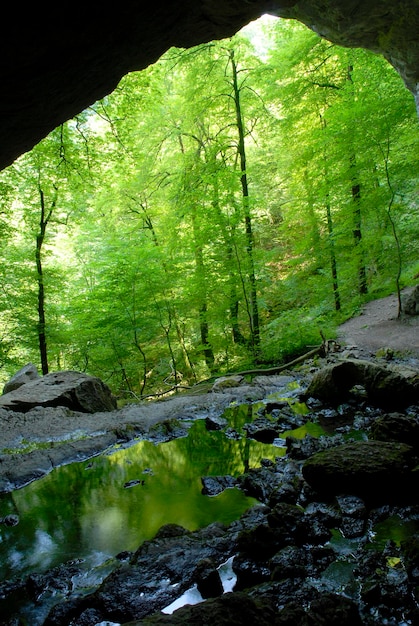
[{"left": 0, "top": 417, "right": 282, "bottom": 586}]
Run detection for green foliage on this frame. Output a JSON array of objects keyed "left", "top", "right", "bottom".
[{"left": 0, "top": 17, "right": 417, "bottom": 393}]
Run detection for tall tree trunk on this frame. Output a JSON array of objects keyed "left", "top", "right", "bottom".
[
  {"left": 320, "top": 115, "right": 341, "bottom": 311},
  {"left": 191, "top": 202, "right": 215, "bottom": 371},
  {"left": 347, "top": 63, "right": 368, "bottom": 296},
  {"left": 210, "top": 169, "right": 247, "bottom": 346},
  {"left": 325, "top": 192, "right": 341, "bottom": 312},
  {"left": 36, "top": 188, "right": 55, "bottom": 375},
  {"left": 137, "top": 198, "right": 196, "bottom": 380},
  {"left": 350, "top": 154, "right": 368, "bottom": 295},
  {"left": 229, "top": 48, "right": 260, "bottom": 355}
]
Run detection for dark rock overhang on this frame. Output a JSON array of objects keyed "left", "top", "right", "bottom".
[{"left": 1, "top": 0, "right": 418, "bottom": 171}]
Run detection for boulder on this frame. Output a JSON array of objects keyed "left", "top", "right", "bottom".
[
  {"left": 304, "top": 359, "right": 419, "bottom": 408},
  {"left": 371, "top": 412, "right": 419, "bottom": 449},
  {"left": 0, "top": 371, "right": 116, "bottom": 413},
  {"left": 2, "top": 363, "right": 40, "bottom": 395},
  {"left": 141, "top": 591, "right": 279, "bottom": 625},
  {"left": 302, "top": 440, "right": 418, "bottom": 503},
  {"left": 402, "top": 285, "right": 419, "bottom": 315}
]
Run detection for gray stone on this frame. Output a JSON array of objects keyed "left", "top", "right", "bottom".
[
  {"left": 3, "top": 363, "right": 40, "bottom": 395},
  {"left": 402, "top": 285, "right": 419, "bottom": 315},
  {"left": 0, "top": 370, "right": 116, "bottom": 413},
  {"left": 212, "top": 375, "right": 244, "bottom": 391},
  {"left": 305, "top": 358, "right": 419, "bottom": 408}
]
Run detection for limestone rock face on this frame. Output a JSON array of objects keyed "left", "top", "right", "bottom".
[
  {"left": 0, "top": 371, "right": 116, "bottom": 413},
  {"left": 0, "top": 1, "right": 418, "bottom": 171}
]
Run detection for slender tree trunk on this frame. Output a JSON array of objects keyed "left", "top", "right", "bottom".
[
  {"left": 347, "top": 64, "right": 368, "bottom": 296},
  {"left": 134, "top": 329, "right": 148, "bottom": 396},
  {"left": 229, "top": 48, "right": 260, "bottom": 354},
  {"left": 139, "top": 199, "right": 196, "bottom": 380},
  {"left": 325, "top": 192, "right": 341, "bottom": 311},
  {"left": 211, "top": 169, "right": 247, "bottom": 345},
  {"left": 193, "top": 231, "right": 215, "bottom": 371},
  {"left": 36, "top": 188, "right": 55, "bottom": 375},
  {"left": 319, "top": 114, "right": 341, "bottom": 311},
  {"left": 381, "top": 139, "right": 403, "bottom": 317}
]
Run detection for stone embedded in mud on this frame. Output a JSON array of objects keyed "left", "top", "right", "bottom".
[
  {"left": 0, "top": 370, "right": 117, "bottom": 413},
  {"left": 304, "top": 358, "right": 419, "bottom": 409},
  {"left": 302, "top": 440, "right": 418, "bottom": 503}
]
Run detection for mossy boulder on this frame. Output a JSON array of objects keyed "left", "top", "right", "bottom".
[{"left": 302, "top": 440, "right": 418, "bottom": 504}]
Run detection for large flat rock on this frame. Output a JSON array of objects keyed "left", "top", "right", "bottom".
[{"left": 0, "top": 371, "right": 116, "bottom": 413}]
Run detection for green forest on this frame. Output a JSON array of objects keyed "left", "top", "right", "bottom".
[{"left": 0, "top": 17, "right": 418, "bottom": 398}]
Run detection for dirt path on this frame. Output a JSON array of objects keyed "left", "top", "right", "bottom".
[{"left": 337, "top": 286, "right": 419, "bottom": 359}]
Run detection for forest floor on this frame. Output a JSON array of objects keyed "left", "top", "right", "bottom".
[{"left": 337, "top": 285, "right": 419, "bottom": 359}]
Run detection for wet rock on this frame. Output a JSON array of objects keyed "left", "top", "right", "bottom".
[
  {"left": 302, "top": 440, "right": 418, "bottom": 504},
  {"left": 0, "top": 371, "right": 117, "bottom": 413},
  {"left": 2, "top": 363, "right": 40, "bottom": 395},
  {"left": 276, "top": 600, "right": 310, "bottom": 626},
  {"left": 243, "top": 417, "right": 279, "bottom": 443},
  {"left": 401, "top": 533, "right": 419, "bottom": 580},
  {"left": 196, "top": 558, "right": 224, "bottom": 598},
  {"left": 205, "top": 415, "right": 228, "bottom": 430},
  {"left": 236, "top": 502, "right": 305, "bottom": 562},
  {"left": 0, "top": 514, "right": 19, "bottom": 526},
  {"left": 236, "top": 522, "right": 283, "bottom": 560},
  {"left": 147, "top": 419, "right": 189, "bottom": 443},
  {"left": 307, "top": 592, "right": 363, "bottom": 625},
  {"left": 302, "top": 501, "right": 340, "bottom": 543},
  {"left": 44, "top": 522, "right": 233, "bottom": 624},
  {"left": 124, "top": 479, "right": 145, "bottom": 488},
  {"left": 371, "top": 411, "right": 419, "bottom": 449},
  {"left": 237, "top": 466, "right": 283, "bottom": 503},
  {"left": 304, "top": 359, "right": 419, "bottom": 409},
  {"left": 336, "top": 495, "right": 367, "bottom": 537},
  {"left": 336, "top": 494, "right": 366, "bottom": 515},
  {"left": 0, "top": 431, "right": 119, "bottom": 493},
  {"left": 141, "top": 591, "right": 278, "bottom": 625},
  {"left": 201, "top": 475, "right": 236, "bottom": 496},
  {"left": 286, "top": 433, "right": 324, "bottom": 459},
  {"left": 232, "top": 553, "right": 271, "bottom": 589},
  {"left": 270, "top": 545, "right": 307, "bottom": 580}
]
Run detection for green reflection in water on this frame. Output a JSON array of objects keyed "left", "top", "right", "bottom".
[
  {"left": 0, "top": 419, "right": 279, "bottom": 584},
  {"left": 282, "top": 422, "right": 325, "bottom": 439},
  {"left": 367, "top": 515, "right": 419, "bottom": 551}
]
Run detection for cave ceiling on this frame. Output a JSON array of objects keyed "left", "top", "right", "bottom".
[{"left": 1, "top": 1, "right": 418, "bottom": 171}]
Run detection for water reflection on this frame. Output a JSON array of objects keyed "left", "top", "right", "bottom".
[{"left": 0, "top": 418, "right": 280, "bottom": 584}]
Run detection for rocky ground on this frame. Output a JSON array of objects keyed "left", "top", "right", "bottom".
[{"left": 1, "top": 288, "right": 419, "bottom": 625}]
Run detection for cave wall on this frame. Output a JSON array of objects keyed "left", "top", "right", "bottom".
[{"left": 1, "top": 0, "right": 418, "bottom": 171}]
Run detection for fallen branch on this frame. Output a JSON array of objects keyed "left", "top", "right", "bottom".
[
  {"left": 232, "top": 346, "right": 322, "bottom": 377},
  {"left": 231, "top": 333, "right": 337, "bottom": 377}
]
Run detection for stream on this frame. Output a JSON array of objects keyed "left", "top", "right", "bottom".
[{"left": 0, "top": 391, "right": 310, "bottom": 623}]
